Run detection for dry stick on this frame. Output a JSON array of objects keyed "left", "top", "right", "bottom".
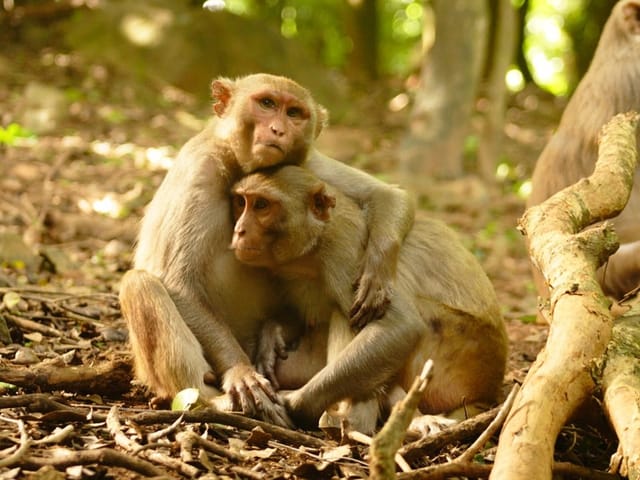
[
  {"left": 0, "top": 416, "right": 32, "bottom": 468},
  {"left": 393, "top": 461, "right": 618, "bottom": 480},
  {"left": 4, "top": 312, "right": 62, "bottom": 336},
  {"left": 176, "top": 430, "right": 244, "bottom": 462},
  {"left": 491, "top": 112, "right": 640, "bottom": 480},
  {"left": 133, "top": 408, "right": 327, "bottom": 449},
  {"left": 21, "top": 448, "right": 167, "bottom": 477},
  {"left": 107, "top": 406, "right": 199, "bottom": 478},
  {"left": 601, "top": 314, "right": 640, "bottom": 479},
  {"left": 147, "top": 414, "right": 184, "bottom": 443},
  {"left": 0, "top": 358, "right": 132, "bottom": 395},
  {"left": 0, "top": 393, "right": 326, "bottom": 450},
  {"left": 369, "top": 360, "right": 434, "bottom": 480},
  {"left": 455, "top": 383, "right": 518, "bottom": 464},
  {"left": 393, "top": 384, "right": 518, "bottom": 480},
  {"left": 399, "top": 406, "right": 500, "bottom": 462}
]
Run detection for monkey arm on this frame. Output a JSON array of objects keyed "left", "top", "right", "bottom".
[
  {"left": 306, "top": 149, "right": 416, "bottom": 328},
  {"left": 284, "top": 298, "right": 424, "bottom": 426}
]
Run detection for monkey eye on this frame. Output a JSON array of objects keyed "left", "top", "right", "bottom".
[
  {"left": 233, "top": 195, "right": 246, "bottom": 209},
  {"left": 259, "top": 97, "right": 276, "bottom": 109},
  {"left": 254, "top": 197, "right": 269, "bottom": 210},
  {"left": 287, "top": 107, "right": 303, "bottom": 118}
]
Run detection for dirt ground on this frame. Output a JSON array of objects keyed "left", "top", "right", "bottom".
[{"left": 0, "top": 44, "right": 620, "bottom": 478}]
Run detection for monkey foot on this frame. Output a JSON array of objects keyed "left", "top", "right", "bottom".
[{"left": 408, "top": 414, "right": 457, "bottom": 437}]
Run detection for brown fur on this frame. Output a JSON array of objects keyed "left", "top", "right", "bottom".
[
  {"left": 119, "top": 74, "right": 414, "bottom": 426},
  {"left": 231, "top": 166, "right": 508, "bottom": 429}
]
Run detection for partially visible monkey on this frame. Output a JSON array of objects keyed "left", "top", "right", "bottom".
[
  {"left": 528, "top": 0, "right": 640, "bottom": 314},
  {"left": 119, "top": 74, "right": 414, "bottom": 425},
  {"left": 230, "top": 165, "right": 508, "bottom": 430}
]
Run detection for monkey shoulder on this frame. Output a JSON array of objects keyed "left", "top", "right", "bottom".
[{"left": 400, "top": 215, "right": 500, "bottom": 321}]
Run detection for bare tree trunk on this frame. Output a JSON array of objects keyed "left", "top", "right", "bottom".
[
  {"left": 477, "top": 0, "right": 518, "bottom": 182},
  {"left": 490, "top": 112, "right": 639, "bottom": 479},
  {"left": 344, "top": 0, "right": 378, "bottom": 83},
  {"left": 602, "top": 312, "right": 640, "bottom": 479},
  {"left": 399, "top": 0, "right": 488, "bottom": 182}
]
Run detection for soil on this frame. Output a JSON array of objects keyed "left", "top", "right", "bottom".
[{"left": 0, "top": 41, "right": 619, "bottom": 479}]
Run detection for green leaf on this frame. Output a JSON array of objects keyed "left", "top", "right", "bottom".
[
  {"left": 2, "top": 292, "right": 21, "bottom": 310},
  {"left": 171, "top": 388, "right": 201, "bottom": 411}
]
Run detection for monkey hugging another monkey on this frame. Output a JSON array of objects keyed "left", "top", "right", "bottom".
[{"left": 119, "top": 73, "right": 508, "bottom": 432}]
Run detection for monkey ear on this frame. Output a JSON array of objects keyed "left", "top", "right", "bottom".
[
  {"left": 314, "top": 104, "right": 329, "bottom": 138},
  {"left": 622, "top": 1, "right": 640, "bottom": 35},
  {"left": 211, "top": 77, "right": 234, "bottom": 116},
  {"left": 309, "top": 183, "right": 336, "bottom": 222}
]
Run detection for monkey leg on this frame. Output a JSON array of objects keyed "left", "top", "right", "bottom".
[
  {"left": 119, "top": 269, "right": 219, "bottom": 401},
  {"left": 599, "top": 240, "right": 640, "bottom": 298}
]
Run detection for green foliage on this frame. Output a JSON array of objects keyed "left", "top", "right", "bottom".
[
  {"left": 524, "top": 0, "right": 585, "bottom": 96},
  {"left": 0, "top": 123, "right": 35, "bottom": 146}
]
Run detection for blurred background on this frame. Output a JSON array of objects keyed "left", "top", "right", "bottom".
[{"left": 0, "top": 0, "right": 618, "bottom": 323}]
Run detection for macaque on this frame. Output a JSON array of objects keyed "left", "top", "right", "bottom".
[
  {"left": 527, "top": 0, "right": 640, "bottom": 313},
  {"left": 230, "top": 165, "right": 508, "bottom": 430},
  {"left": 118, "top": 74, "right": 414, "bottom": 425}
]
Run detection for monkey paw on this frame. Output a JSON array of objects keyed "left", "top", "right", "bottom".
[
  {"left": 221, "top": 364, "right": 293, "bottom": 427},
  {"left": 254, "top": 321, "right": 288, "bottom": 389},
  {"left": 408, "top": 414, "right": 458, "bottom": 437},
  {"left": 350, "top": 272, "right": 392, "bottom": 330}
]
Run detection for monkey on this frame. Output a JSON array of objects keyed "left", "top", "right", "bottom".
[
  {"left": 527, "top": 0, "right": 640, "bottom": 316},
  {"left": 230, "top": 165, "right": 508, "bottom": 431},
  {"left": 118, "top": 74, "right": 415, "bottom": 425}
]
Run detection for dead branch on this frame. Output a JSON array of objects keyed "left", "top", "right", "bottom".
[
  {"left": 399, "top": 406, "right": 499, "bottom": 461},
  {"left": 0, "top": 358, "right": 132, "bottom": 395},
  {"left": 602, "top": 310, "right": 640, "bottom": 479},
  {"left": 132, "top": 408, "right": 327, "bottom": 449},
  {"left": 396, "top": 461, "right": 618, "bottom": 480},
  {"left": 370, "top": 360, "right": 433, "bottom": 479},
  {"left": 107, "top": 406, "right": 199, "bottom": 477},
  {"left": 20, "top": 448, "right": 168, "bottom": 477},
  {"left": 0, "top": 393, "right": 327, "bottom": 449},
  {"left": 491, "top": 112, "right": 639, "bottom": 479}
]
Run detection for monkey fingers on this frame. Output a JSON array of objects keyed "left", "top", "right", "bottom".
[
  {"left": 350, "top": 273, "right": 392, "bottom": 330},
  {"left": 254, "top": 321, "right": 289, "bottom": 389}
]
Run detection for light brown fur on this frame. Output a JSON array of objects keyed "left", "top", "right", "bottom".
[
  {"left": 119, "top": 74, "right": 414, "bottom": 425},
  {"left": 231, "top": 166, "right": 508, "bottom": 429}
]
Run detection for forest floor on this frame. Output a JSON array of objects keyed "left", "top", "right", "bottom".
[{"left": 0, "top": 43, "right": 620, "bottom": 479}]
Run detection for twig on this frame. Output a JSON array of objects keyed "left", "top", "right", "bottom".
[
  {"left": 455, "top": 383, "right": 519, "bottom": 464},
  {"left": 0, "top": 417, "right": 32, "bottom": 468},
  {"left": 33, "top": 424, "right": 75, "bottom": 444},
  {"left": 4, "top": 312, "right": 62, "bottom": 337},
  {"left": 133, "top": 408, "right": 327, "bottom": 449},
  {"left": 396, "top": 461, "right": 619, "bottom": 480},
  {"left": 176, "top": 430, "right": 244, "bottom": 462},
  {"left": 107, "top": 406, "right": 199, "bottom": 477},
  {"left": 21, "top": 448, "right": 168, "bottom": 477},
  {"left": 399, "top": 406, "right": 500, "bottom": 461},
  {"left": 147, "top": 414, "right": 184, "bottom": 443},
  {"left": 370, "top": 360, "right": 433, "bottom": 479}
]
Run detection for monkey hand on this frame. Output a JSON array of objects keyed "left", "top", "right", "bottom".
[
  {"left": 350, "top": 255, "right": 393, "bottom": 330},
  {"left": 254, "top": 321, "right": 288, "bottom": 390},
  {"left": 221, "top": 364, "right": 292, "bottom": 427}
]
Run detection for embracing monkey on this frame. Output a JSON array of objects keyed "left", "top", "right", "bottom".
[
  {"left": 119, "top": 74, "right": 414, "bottom": 426},
  {"left": 231, "top": 165, "right": 508, "bottom": 433}
]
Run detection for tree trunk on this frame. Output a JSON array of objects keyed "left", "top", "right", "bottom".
[
  {"left": 399, "top": 0, "right": 488, "bottom": 181},
  {"left": 344, "top": 0, "right": 378, "bottom": 84},
  {"left": 490, "top": 112, "right": 639, "bottom": 479},
  {"left": 602, "top": 312, "right": 640, "bottom": 479},
  {"left": 477, "top": 0, "right": 518, "bottom": 182}
]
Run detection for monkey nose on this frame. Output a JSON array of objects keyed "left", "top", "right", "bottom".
[{"left": 270, "top": 125, "right": 285, "bottom": 136}]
